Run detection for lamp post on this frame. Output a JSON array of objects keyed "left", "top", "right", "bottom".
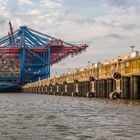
[
  {"left": 130, "top": 46, "right": 135, "bottom": 53},
  {"left": 88, "top": 61, "right": 91, "bottom": 67},
  {"left": 68, "top": 68, "right": 70, "bottom": 73}
]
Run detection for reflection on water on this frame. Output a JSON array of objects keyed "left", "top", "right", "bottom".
[{"left": 0, "top": 93, "right": 140, "bottom": 140}]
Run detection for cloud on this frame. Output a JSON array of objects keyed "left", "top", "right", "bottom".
[
  {"left": 0, "top": 0, "right": 139, "bottom": 39},
  {"left": 40, "top": 0, "right": 62, "bottom": 9},
  {"left": 106, "top": 0, "right": 139, "bottom": 9},
  {"left": 0, "top": 0, "right": 62, "bottom": 15},
  {"left": 105, "top": 34, "right": 123, "bottom": 39},
  {"left": 0, "top": 17, "right": 7, "bottom": 25},
  {"left": 0, "top": 0, "right": 63, "bottom": 35},
  {"left": 19, "top": 0, "right": 33, "bottom": 5}
]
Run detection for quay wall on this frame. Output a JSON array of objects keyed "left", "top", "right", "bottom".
[{"left": 22, "top": 53, "right": 140, "bottom": 99}]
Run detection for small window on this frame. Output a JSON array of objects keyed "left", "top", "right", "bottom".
[
  {"left": 126, "top": 62, "right": 129, "bottom": 67},
  {"left": 111, "top": 66, "right": 114, "bottom": 70}
]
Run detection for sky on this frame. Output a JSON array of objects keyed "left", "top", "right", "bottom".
[{"left": 0, "top": 0, "right": 140, "bottom": 76}]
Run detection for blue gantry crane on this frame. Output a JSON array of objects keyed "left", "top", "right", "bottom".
[{"left": 0, "top": 22, "right": 88, "bottom": 90}]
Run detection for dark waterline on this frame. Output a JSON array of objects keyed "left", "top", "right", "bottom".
[{"left": 0, "top": 93, "right": 140, "bottom": 140}]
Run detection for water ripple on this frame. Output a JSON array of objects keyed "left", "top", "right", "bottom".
[{"left": 0, "top": 93, "right": 139, "bottom": 140}]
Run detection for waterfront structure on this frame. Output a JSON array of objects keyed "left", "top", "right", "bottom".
[{"left": 23, "top": 51, "right": 140, "bottom": 99}]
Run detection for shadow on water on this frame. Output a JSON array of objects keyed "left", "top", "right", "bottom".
[
  {"left": 0, "top": 86, "right": 21, "bottom": 93},
  {"left": 88, "top": 97, "right": 140, "bottom": 106}
]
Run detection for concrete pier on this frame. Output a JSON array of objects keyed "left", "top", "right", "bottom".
[
  {"left": 121, "top": 76, "right": 130, "bottom": 99},
  {"left": 131, "top": 75, "right": 140, "bottom": 99},
  {"left": 22, "top": 75, "right": 140, "bottom": 100},
  {"left": 22, "top": 52, "right": 140, "bottom": 100}
]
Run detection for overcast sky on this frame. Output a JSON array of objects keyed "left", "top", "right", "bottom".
[{"left": 0, "top": 0, "right": 140, "bottom": 76}]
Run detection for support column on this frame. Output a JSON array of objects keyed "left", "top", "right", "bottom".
[
  {"left": 61, "top": 81, "right": 67, "bottom": 96},
  {"left": 121, "top": 76, "right": 130, "bottom": 99},
  {"left": 87, "top": 76, "right": 95, "bottom": 97},
  {"left": 131, "top": 75, "right": 140, "bottom": 99},
  {"left": 20, "top": 47, "right": 26, "bottom": 85},
  {"left": 72, "top": 80, "right": 79, "bottom": 96}
]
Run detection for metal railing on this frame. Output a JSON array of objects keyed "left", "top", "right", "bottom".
[{"left": 0, "top": 70, "right": 20, "bottom": 77}]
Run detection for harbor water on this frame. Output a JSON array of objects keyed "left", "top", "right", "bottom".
[{"left": 0, "top": 93, "right": 140, "bottom": 140}]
